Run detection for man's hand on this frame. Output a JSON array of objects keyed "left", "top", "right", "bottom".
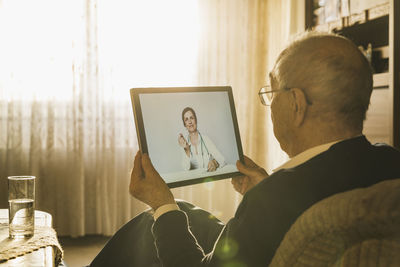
[
  {"left": 231, "top": 155, "right": 269, "bottom": 195},
  {"left": 130, "top": 151, "right": 175, "bottom": 210}
]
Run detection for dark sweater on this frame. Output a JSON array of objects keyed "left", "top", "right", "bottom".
[{"left": 152, "top": 136, "right": 400, "bottom": 267}]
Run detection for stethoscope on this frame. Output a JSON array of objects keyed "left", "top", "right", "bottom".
[{"left": 186, "top": 131, "right": 210, "bottom": 168}]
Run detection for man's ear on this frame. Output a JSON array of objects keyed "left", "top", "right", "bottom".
[{"left": 290, "top": 88, "right": 308, "bottom": 127}]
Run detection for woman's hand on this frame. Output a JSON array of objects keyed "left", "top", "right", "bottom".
[
  {"left": 178, "top": 133, "right": 189, "bottom": 148},
  {"left": 231, "top": 155, "right": 268, "bottom": 195},
  {"left": 207, "top": 159, "right": 219, "bottom": 172},
  {"left": 178, "top": 133, "right": 190, "bottom": 157}
]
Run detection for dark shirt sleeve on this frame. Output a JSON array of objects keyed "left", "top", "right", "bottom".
[
  {"left": 151, "top": 190, "right": 279, "bottom": 267},
  {"left": 151, "top": 210, "right": 205, "bottom": 266}
]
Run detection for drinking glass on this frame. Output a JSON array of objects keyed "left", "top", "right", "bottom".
[{"left": 8, "top": 176, "right": 36, "bottom": 238}]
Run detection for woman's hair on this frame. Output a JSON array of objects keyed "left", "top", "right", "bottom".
[{"left": 181, "top": 107, "right": 197, "bottom": 126}]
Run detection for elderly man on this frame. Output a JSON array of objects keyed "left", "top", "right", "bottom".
[{"left": 92, "top": 33, "right": 400, "bottom": 267}]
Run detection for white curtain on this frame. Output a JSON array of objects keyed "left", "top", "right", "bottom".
[
  {"left": 0, "top": 0, "right": 304, "bottom": 237},
  {"left": 0, "top": 0, "right": 143, "bottom": 236}
]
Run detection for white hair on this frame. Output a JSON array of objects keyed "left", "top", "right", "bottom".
[{"left": 272, "top": 32, "right": 373, "bottom": 131}]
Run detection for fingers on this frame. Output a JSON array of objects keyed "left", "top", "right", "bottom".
[
  {"left": 207, "top": 159, "right": 218, "bottom": 172},
  {"left": 231, "top": 176, "right": 243, "bottom": 187},
  {"left": 141, "top": 153, "right": 157, "bottom": 176},
  {"left": 132, "top": 151, "right": 143, "bottom": 180},
  {"left": 236, "top": 160, "right": 254, "bottom": 176},
  {"left": 243, "top": 155, "right": 258, "bottom": 168},
  {"left": 231, "top": 177, "right": 241, "bottom": 193},
  {"left": 237, "top": 159, "right": 266, "bottom": 179},
  {"left": 240, "top": 177, "right": 249, "bottom": 195},
  {"left": 130, "top": 151, "right": 143, "bottom": 195},
  {"left": 207, "top": 162, "right": 214, "bottom": 172},
  {"left": 231, "top": 176, "right": 248, "bottom": 195},
  {"left": 236, "top": 155, "right": 258, "bottom": 175},
  {"left": 178, "top": 134, "right": 188, "bottom": 148},
  {"left": 237, "top": 155, "right": 268, "bottom": 174},
  {"left": 234, "top": 155, "right": 268, "bottom": 195}
]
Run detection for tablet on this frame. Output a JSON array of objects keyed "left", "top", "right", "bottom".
[{"left": 130, "top": 86, "right": 244, "bottom": 188}]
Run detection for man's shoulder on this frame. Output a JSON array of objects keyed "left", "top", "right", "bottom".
[
  {"left": 250, "top": 136, "right": 400, "bottom": 197},
  {"left": 299, "top": 136, "right": 400, "bottom": 169},
  {"left": 249, "top": 137, "right": 396, "bottom": 189},
  {"left": 369, "top": 141, "right": 400, "bottom": 155},
  {"left": 330, "top": 136, "right": 399, "bottom": 154},
  {"left": 326, "top": 136, "right": 400, "bottom": 166}
]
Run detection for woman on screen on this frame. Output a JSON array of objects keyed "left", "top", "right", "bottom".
[{"left": 178, "top": 107, "right": 226, "bottom": 172}]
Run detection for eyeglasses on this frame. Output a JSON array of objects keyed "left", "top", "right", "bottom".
[
  {"left": 258, "top": 85, "right": 313, "bottom": 106},
  {"left": 258, "top": 85, "right": 284, "bottom": 106}
]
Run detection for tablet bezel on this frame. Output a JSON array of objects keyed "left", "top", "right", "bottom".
[{"left": 130, "top": 86, "right": 244, "bottom": 188}]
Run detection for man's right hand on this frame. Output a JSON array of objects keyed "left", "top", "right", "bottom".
[
  {"left": 130, "top": 151, "right": 176, "bottom": 211},
  {"left": 232, "top": 155, "right": 269, "bottom": 195}
]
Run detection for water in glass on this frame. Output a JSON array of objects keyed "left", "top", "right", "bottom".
[{"left": 8, "top": 198, "right": 34, "bottom": 238}]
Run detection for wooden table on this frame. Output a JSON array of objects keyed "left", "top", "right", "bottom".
[{"left": 0, "top": 209, "right": 56, "bottom": 267}]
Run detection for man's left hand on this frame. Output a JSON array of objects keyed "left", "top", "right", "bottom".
[
  {"left": 129, "top": 151, "right": 175, "bottom": 210},
  {"left": 231, "top": 155, "right": 268, "bottom": 195}
]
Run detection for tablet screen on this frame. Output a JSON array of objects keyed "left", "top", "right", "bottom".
[{"left": 130, "top": 86, "right": 243, "bottom": 188}]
